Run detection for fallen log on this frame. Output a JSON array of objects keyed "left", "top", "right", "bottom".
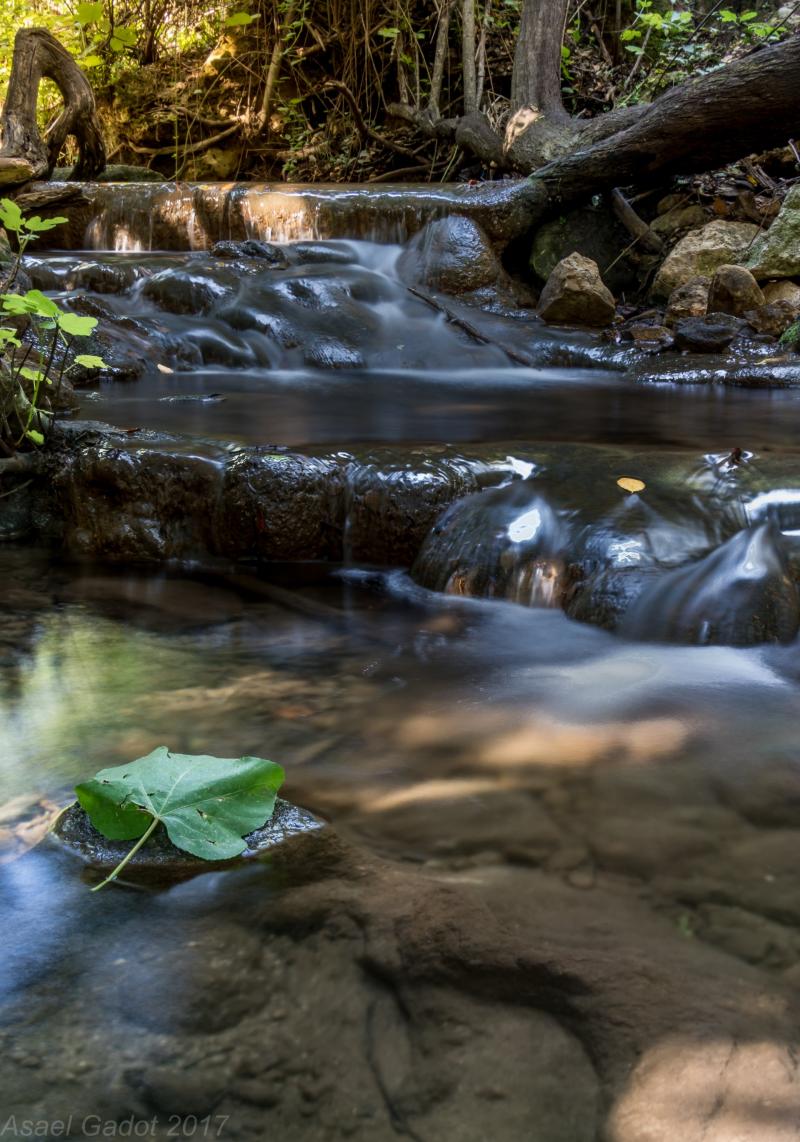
[
  {"left": 0, "top": 28, "right": 105, "bottom": 188},
  {"left": 535, "top": 35, "right": 800, "bottom": 207}
]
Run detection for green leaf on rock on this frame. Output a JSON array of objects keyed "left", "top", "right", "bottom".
[{"left": 75, "top": 747, "right": 285, "bottom": 890}]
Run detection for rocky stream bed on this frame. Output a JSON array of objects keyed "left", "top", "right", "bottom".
[{"left": 3, "top": 182, "right": 800, "bottom": 1141}]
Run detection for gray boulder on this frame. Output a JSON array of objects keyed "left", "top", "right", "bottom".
[
  {"left": 763, "top": 279, "right": 800, "bottom": 310},
  {"left": 397, "top": 215, "right": 505, "bottom": 295},
  {"left": 528, "top": 204, "right": 640, "bottom": 294},
  {"left": 650, "top": 203, "right": 707, "bottom": 241},
  {"left": 673, "top": 313, "right": 741, "bottom": 353},
  {"left": 664, "top": 276, "right": 709, "bottom": 327},
  {"left": 652, "top": 221, "right": 760, "bottom": 299},
  {"left": 707, "top": 264, "right": 765, "bottom": 317},
  {"left": 538, "top": 253, "right": 616, "bottom": 328}
]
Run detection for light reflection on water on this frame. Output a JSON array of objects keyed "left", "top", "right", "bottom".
[{"left": 1, "top": 561, "right": 799, "bottom": 817}]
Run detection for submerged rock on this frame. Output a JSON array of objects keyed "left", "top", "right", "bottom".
[
  {"left": 746, "top": 184, "right": 800, "bottom": 279},
  {"left": 537, "top": 253, "right": 616, "bottom": 328},
  {"left": 51, "top": 798, "right": 324, "bottom": 885},
  {"left": 652, "top": 221, "right": 760, "bottom": 299}
]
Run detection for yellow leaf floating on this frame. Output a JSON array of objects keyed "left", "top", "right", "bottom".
[{"left": 617, "top": 477, "right": 646, "bottom": 494}]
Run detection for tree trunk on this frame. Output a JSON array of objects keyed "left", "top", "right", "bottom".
[
  {"left": 511, "top": 0, "right": 570, "bottom": 117},
  {"left": 462, "top": 0, "right": 478, "bottom": 114},
  {"left": 0, "top": 28, "right": 105, "bottom": 188},
  {"left": 428, "top": 0, "right": 456, "bottom": 119}
]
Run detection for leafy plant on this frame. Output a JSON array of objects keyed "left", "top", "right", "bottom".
[
  {"left": 779, "top": 321, "right": 800, "bottom": 350},
  {"left": 0, "top": 197, "right": 108, "bottom": 453},
  {"left": 0, "top": 198, "right": 67, "bottom": 289},
  {"left": 75, "top": 746, "right": 285, "bottom": 891},
  {"left": 0, "top": 285, "right": 103, "bottom": 449}
]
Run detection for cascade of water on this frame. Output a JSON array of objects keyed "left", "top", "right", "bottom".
[
  {"left": 620, "top": 521, "right": 800, "bottom": 646},
  {"left": 53, "top": 179, "right": 533, "bottom": 251}
]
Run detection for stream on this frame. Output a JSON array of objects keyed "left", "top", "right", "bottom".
[{"left": 2, "top": 184, "right": 800, "bottom": 1141}]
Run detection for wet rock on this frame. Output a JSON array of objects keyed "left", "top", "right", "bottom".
[
  {"left": 625, "top": 323, "right": 673, "bottom": 351},
  {"left": 52, "top": 798, "right": 324, "bottom": 884},
  {"left": 412, "top": 482, "right": 572, "bottom": 605},
  {"left": 620, "top": 523, "right": 800, "bottom": 646},
  {"left": 212, "top": 239, "right": 290, "bottom": 267},
  {"left": 650, "top": 203, "right": 707, "bottom": 241},
  {"left": 344, "top": 457, "right": 492, "bottom": 566},
  {"left": 303, "top": 339, "right": 365, "bottom": 369},
  {"left": 217, "top": 450, "right": 344, "bottom": 562},
  {"left": 673, "top": 312, "right": 741, "bottom": 353},
  {"left": 528, "top": 204, "right": 639, "bottom": 294},
  {"left": 141, "top": 268, "right": 233, "bottom": 315},
  {"left": 55, "top": 441, "right": 221, "bottom": 561},
  {"left": 746, "top": 184, "right": 800, "bottom": 279},
  {"left": 397, "top": 216, "right": 505, "bottom": 295},
  {"left": 131, "top": 1066, "right": 226, "bottom": 1116},
  {"left": 652, "top": 220, "right": 760, "bottom": 299},
  {"left": 537, "top": 253, "right": 616, "bottom": 328},
  {"left": 664, "top": 276, "right": 709, "bottom": 326},
  {"left": 707, "top": 264, "right": 765, "bottom": 317},
  {"left": 70, "top": 259, "right": 140, "bottom": 295},
  {"left": 744, "top": 300, "right": 798, "bottom": 339},
  {"left": 288, "top": 241, "right": 354, "bottom": 266}
]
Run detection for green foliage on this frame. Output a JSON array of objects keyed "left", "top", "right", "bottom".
[
  {"left": 0, "top": 200, "right": 107, "bottom": 453},
  {"left": 779, "top": 321, "right": 800, "bottom": 349},
  {"left": 223, "top": 10, "right": 259, "bottom": 27},
  {"left": 617, "top": 0, "right": 786, "bottom": 100},
  {"left": 76, "top": 746, "right": 285, "bottom": 890}
]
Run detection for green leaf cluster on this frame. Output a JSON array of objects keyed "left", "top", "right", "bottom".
[{"left": 0, "top": 200, "right": 108, "bottom": 454}]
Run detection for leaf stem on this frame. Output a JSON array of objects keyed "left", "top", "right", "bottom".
[{"left": 90, "top": 815, "right": 160, "bottom": 892}]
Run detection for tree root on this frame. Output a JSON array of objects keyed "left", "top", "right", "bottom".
[{"left": 0, "top": 28, "right": 105, "bottom": 188}]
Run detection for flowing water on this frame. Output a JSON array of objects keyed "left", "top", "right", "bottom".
[{"left": 3, "top": 188, "right": 800, "bottom": 1140}]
